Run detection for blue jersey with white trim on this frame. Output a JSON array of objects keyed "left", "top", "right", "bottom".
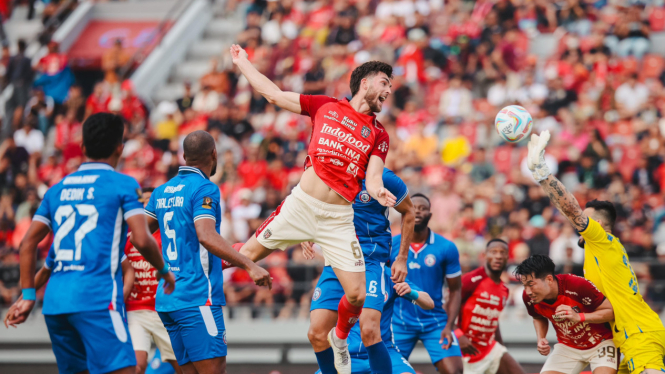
[
  {"left": 34, "top": 162, "right": 144, "bottom": 315},
  {"left": 391, "top": 230, "right": 461, "bottom": 331},
  {"left": 353, "top": 168, "right": 408, "bottom": 262},
  {"left": 146, "top": 166, "right": 224, "bottom": 312},
  {"left": 348, "top": 266, "right": 422, "bottom": 358}
]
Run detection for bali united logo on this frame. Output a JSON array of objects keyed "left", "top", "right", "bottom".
[
  {"left": 424, "top": 254, "right": 436, "bottom": 267},
  {"left": 361, "top": 125, "right": 371, "bottom": 138},
  {"left": 378, "top": 141, "right": 388, "bottom": 153},
  {"left": 263, "top": 229, "right": 272, "bottom": 240},
  {"left": 359, "top": 190, "right": 371, "bottom": 203},
  {"left": 312, "top": 287, "right": 322, "bottom": 301}
]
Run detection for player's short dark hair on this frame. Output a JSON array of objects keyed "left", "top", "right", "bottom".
[
  {"left": 513, "top": 255, "right": 555, "bottom": 280},
  {"left": 349, "top": 61, "right": 393, "bottom": 97},
  {"left": 142, "top": 187, "right": 155, "bottom": 193},
  {"left": 411, "top": 193, "right": 430, "bottom": 208},
  {"left": 486, "top": 238, "right": 508, "bottom": 248},
  {"left": 183, "top": 130, "right": 216, "bottom": 162},
  {"left": 585, "top": 199, "right": 617, "bottom": 229},
  {"left": 82, "top": 113, "right": 125, "bottom": 160}
]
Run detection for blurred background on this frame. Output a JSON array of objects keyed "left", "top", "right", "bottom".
[{"left": 1, "top": 0, "right": 665, "bottom": 372}]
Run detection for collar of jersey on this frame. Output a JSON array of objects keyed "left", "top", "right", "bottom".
[
  {"left": 178, "top": 166, "right": 208, "bottom": 179},
  {"left": 78, "top": 162, "right": 114, "bottom": 171},
  {"left": 339, "top": 98, "right": 377, "bottom": 122}
]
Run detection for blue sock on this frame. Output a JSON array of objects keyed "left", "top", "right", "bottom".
[
  {"left": 366, "top": 341, "right": 392, "bottom": 374},
  {"left": 315, "top": 347, "right": 337, "bottom": 374}
]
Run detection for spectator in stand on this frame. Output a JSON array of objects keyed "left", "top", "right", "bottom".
[
  {"left": 85, "top": 82, "right": 110, "bottom": 119},
  {"left": 4, "top": 39, "right": 33, "bottom": 136},
  {"left": 25, "top": 88, "right": 54, "bottom": 134},
  {"left": 469, "top": 148, "right": 495, "bottom": 183},
  {"left": 607, "top": 4, "right": 651, "bottom": 59},
  {"left": 550, "top": 224, "right": 582, "bottom": 266},
  {"left": 101, "top": 38, "right": 130, "bottom": 85},
  {"left": 615, "top": 73, "right": 649, "bottom": 118},
  {"left": 303, "top": 60, "right": 327, "bottom": 95},
  {"left": 192, "top": 84, "right": 220, "bottom": 113},
  {"left": 439, "top": 75, "right": 473, "bottom": 122},
  {"left": 176, "top": 81, "right": 194, "bottom": 113},
  {"left": 13, "top": 115, "right": 44, "bottom": 156},
  {"left": 231, "top": 188, "right": 261, "bottom": 243},
  {"left": 33, "top": 41, "right": 74, "bottom": 106},
  {"left": 526, "top": 215, "right": 550, "bottom": 257}
]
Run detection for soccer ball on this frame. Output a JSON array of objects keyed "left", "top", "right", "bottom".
[{"left": 494, "top": 105, "right": 533, "bottom": 143}]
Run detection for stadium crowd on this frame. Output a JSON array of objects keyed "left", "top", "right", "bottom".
[{"left": 2, "top": 0, "right": 665, "bottom": 319}]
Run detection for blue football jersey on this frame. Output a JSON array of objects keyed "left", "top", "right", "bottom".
[
  {"left": 145, "top": 166, "right": 224, "bottom": 312},
  {"left": 348, "top": 265, "right": 422, "bottom": 358},
  {"left": 353, "top": 168, "right": 408, "bottom": 262},
  {"left": 391, "top": 230, "right": 461, "bottom": 331},
  {"left": 33, "top": 162, "right": 145, "bottom": 315}
]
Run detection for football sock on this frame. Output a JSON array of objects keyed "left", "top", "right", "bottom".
[
  {"left": 314, "top": 347, "right": 337, "bottom": 374},
  {"left": 366, "top": 341, "right": 392, "bottom": 374},
  {"left": 335, "top": 295, "right": 363, "bottom": 340}
]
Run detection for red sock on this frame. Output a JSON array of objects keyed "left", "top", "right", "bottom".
[
  {"left": 335, "top": 295, "right": 363, "bottom": 340},
  {"left": 222, "top": 243, "right": 244, "bottom": 270}
]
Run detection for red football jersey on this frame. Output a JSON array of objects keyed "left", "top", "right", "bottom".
[
  {"left": 523, "top": 274, "right": 613, "bottom": 349},
  {"left": 457, "top": 267, "right": 509, "bottom": 363},
  {"left": 300, "top": 95, "right": 390, "bottom": 202},
  {"left": 124, "top": 230, "right": 162, "bottom": 312}
]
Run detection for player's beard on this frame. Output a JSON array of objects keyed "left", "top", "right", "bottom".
[
  {"left": 414, "top": 213, "right": 432, "bottom": 232},
  {"left": 364, "top": 87, "right": 382, "bottom": 113},
  {"left": 210, "top": 158, "right": 218, "bottom": 177}
]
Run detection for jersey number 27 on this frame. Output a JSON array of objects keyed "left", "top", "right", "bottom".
[{"left": 53, "top": 204, "right": 99, "bottom": 261}]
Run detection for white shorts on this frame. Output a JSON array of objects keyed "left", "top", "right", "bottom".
[
  {"left": 541, "top": 340, "right": 618, "bottom": 374},
  {"left": 127, "top": 309, "right": 176, "bottom": 362},
  {"left": 256, "top": 184, "right": 364, "bottom": 272},
  {"left": 463, "top": 342, "right": 507, "bottom": 374}
]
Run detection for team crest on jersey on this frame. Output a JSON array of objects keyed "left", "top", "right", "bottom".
[
  {"left": 361, "top": 125, "right": 371, "bottom": 138},
  {"left": 135, "top": 188, "right": 143, "bottom": 201},
  {"left": 424, "top": 254, "right": 436, "bottom": 267},
  {"left": 359, "top": 190, "right": 371, "bottom": 203},
  {"left": 582, "top": 297, "right": 592, "bottom": 305},
  {"left": 263, "top": 228, "right": 272, "bottom": 240},
  {"left": 572, "top": 306, "right": 582, "bottom": 313},
  {"left": 313, "top": 287, "right": 322, "bottom": 301},
  {"left": 384, "top": 292, "right": 388, "bottom": 302},
  {"left": 202, "top": 197, "right": 213, "bottom": 209},
  {"left": 378, "top": 141, "right": 388, "bottom": 153}
]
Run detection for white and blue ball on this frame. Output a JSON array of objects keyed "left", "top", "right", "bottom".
[{"left": 494, "top": 105, "right": 533, "bottom": 143}]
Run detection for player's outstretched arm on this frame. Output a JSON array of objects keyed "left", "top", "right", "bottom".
[
  {"left": 441, "top": 275, "right": 462, "bottom": 349},
  {"left": 533, "top": 318, "right": 551, "bottom": 356},
  {"left": 366, "top": 156, "right": 396, "bottom": 207},
  {"left": 393, "top": 281, "right": 434, "bottom": 309},
  {"left": 392, "top": 195, "right": 414, "bottom": 282},
  {"left": 126, "top": 214, "right": 175, "bottom": 294},
  {"left": 5, "top": 262, "right": 52, "bottom": 328},
  {"left": 555, "top": 298, "right": 614, "bottom": 324},
  {"left": 195, "top": 219, "right": 272, "bottom": 289},
  {"left": 527, "top": 131, "right": 589, "bottom": 231},
  {"left": 121, "top": 258, "right": 135, "bottom": 301},
  {"left": 230, "top": 44, "right": 301, "bottom": 114}
]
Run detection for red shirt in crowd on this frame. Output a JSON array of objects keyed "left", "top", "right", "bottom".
[
  {"left": 523, "top": 274, "right": 613, "bottom": 350},
  {"left": 124, "top": 230, "right": 162, "bottom": 312},
  {"left": 238, "top": 159, "right": 268, "bottom": 189},
  {"left": 456, "top": 266, "right": 510, "bottom": 363},
  {"left": 299, "top": 95, "right": 390, "bottom": 202}
]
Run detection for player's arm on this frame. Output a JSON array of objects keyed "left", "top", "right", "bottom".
[
  {"left": 533, "top": 317, "right": 551, "bottom": 356},
  {"left": 194, "top": 219, "right": 272, "bottom": 289},
  {"left": 494, "top": 325, "right": 504, "bottom": 345},
  {"left": 230, "top": 44, "right": 301, "bottom": 114},
  {"left": 441, "top": 275, "right": 462, "bottom": 349},
  {"left": 126, "top": 215, "right": 175, "bottom": 294},
  {"left": 365, "top": 156, "right": 396, "bottom": 207},
  {"left": 121, "top": 257, "right": 134, "bottom": 301},
  {"left": 393, "top": 281, "right": 434, "bottom": 310},
  {"left": 527, "top": 131, "right": 589, "bottom": 231},
  {"left": 392, "top": 195, "right": 414, "bottom": 282},
  {"left": 555, "top": 297, "right": 614, "bottom": 324}
]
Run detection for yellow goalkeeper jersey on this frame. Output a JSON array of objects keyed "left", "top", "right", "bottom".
[{"left": 581, "top": 218, "right": 665, "bottom": 348}]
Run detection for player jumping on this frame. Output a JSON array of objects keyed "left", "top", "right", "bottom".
[
  {"left": 528, "top": 131, "right": 665, "bottom": 374},
  {"left": 516, "top": 255, "right": 617, "bottom": 374},
  {"left": 307, "top": 168, "right": 414, "bottom": 374},
  {"left": 7, "top": 113, "right": 176, "bottom": 374},
  {"left": 230, "top": 44, "right": 399, "bottom": 374},
  {"left": 143, "top": 130, "right": 271, "bottom": 374},
  {"left": 391, "top": 193, "right": 464, "bottom": 374},
  {"left": 456, "top": 239, "right": 526, "bottom": 374}
]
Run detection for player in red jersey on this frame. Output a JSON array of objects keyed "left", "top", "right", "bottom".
[
  {"left": 125, "top": 188, "right": 180, "bottom": 374},
  {"left": 456, "top": 239, "right": 526, "bottom": 374},
  {"left": 515, "top": 255, "right": 617, "bottom": 374},
  {"left": 230, "top": 44, "right": 400, "bottom": 374}
]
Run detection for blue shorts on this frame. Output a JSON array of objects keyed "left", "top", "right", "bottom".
[
  {"left": 146, "top": 349, "right": 176, "bottom": 374},
  {"left": 392, "top": 323, "right": 462, "bottom": 365},
  {"left": 315, "top": 347, "right": 415, "bottom": 374},
  {"left": 44, "top": 309, "right": 136, "bottom": 374},
  {"left": 158, "top": 306, "right": 227, "bottom": 365},
  {"left": 311, "top": 257, "right": 387, "bottom": 312}
]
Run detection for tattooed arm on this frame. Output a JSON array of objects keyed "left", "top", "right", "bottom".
[{"left": 539, "top": 174, "right": 589, "bottom": 231}]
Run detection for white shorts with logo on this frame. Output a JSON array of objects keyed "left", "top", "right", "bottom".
[
  {"left": 127, "top": 309, "right": 176, "bottom": 362},
  {"left": 463, "top": 342, "right": 507, "bottom": 374},
  {"left": 256, "top": 184, "right": 364, "bottom": 272},
  {"left": 541, "top": 340, "right": 618, "bottom": 374}
]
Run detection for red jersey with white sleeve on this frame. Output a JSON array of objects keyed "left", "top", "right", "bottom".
[
  {"left": 456, "top": 266, "right": 510, "bottom": 363},
  {"left": 299, "top": 95, "right": 390, "bottom": 202},
  {"left": 124, "top": 230, "right": 162, "bottom": 312},
  {"left": 523, "top": 274, "right": 613, "bottom": 349}
]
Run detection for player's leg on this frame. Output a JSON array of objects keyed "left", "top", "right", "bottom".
[
  {"left": 358, "top": 260, "right": 390, "bottom": 374},
  {"left": 70, "top": 309, "right": 137, "bottom": 374},
  {"left": 145, "top": 349, "right": 179, "bottom": 374},
  {"left": 388, "top": 347, "right": 416, "bottom": 374},
  {"left": 496, "top": 352, "right": 527, "bottom": 374},
  {"left": 419, "top": 327, "right": 463, "bottom": 374},
  {"left": 618, "top": 331, "right": 665, "bottom": 374},
  {"left": 158, "top": 311, "right": 192, "bottom": 371},
  {"left": 44, "top": 313, "right": 89, "bottom": 374},
  {"left": 309, "top": 266, "right": 346, "bottom": 374},
  {"left": 588, "top": 340, "right": 619, "bottom": 374},
  {"left": 190, "top": 357, "right": 226, "bottom": 374},
  {"left": 391, "top": 324, "right": 419, "bottom": 360},
  {"left": 127, "top": 310, "right": 153, "bottom": 374}
]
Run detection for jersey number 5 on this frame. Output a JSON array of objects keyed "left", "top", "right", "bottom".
[
  {"left": 164, "top": 211, "right": 178, "bottom": 261},
  {"left": 53, "top": 204, "right": 99, "bottom": 261}
]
